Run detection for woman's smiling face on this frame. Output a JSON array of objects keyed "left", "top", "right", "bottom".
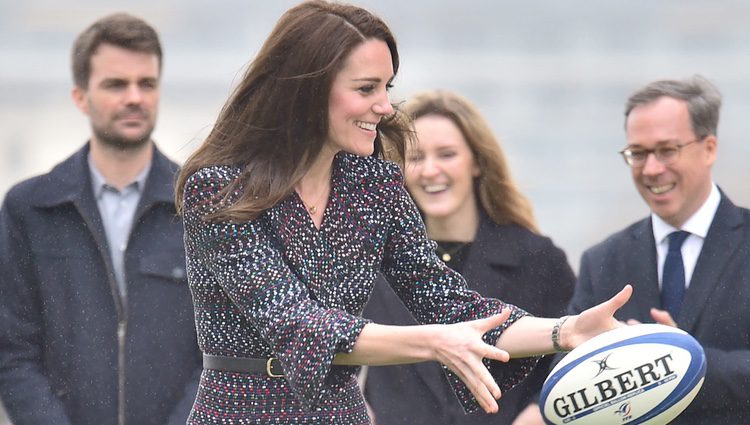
[
  {"left": 325, "top": 38, "right": 394, "bottom": 157},
  {"left": 405, "top": 114, "right": 480, "bottom": 221}
]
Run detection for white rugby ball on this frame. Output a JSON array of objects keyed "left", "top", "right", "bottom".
[{"left": 540, "top": 323, "right": 705, "bottom": 425}]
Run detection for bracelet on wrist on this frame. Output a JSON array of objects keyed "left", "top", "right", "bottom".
[{"left": 552, "top": 315, "right": 570, "bottom": 352}]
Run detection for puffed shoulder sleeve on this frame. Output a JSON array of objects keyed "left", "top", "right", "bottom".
[
  {"left": 182, "top": 167, "right": 368, "bottom": 410},
  {"left": 378, "top": 162, "right": 539, "bottom": 413}
]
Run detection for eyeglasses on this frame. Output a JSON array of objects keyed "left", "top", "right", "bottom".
[{"left": 619, "top": 138, "right": 704, "bottom": 168}]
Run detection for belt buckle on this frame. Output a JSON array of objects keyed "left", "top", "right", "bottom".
[{"left": 266, "top": 357, "right": 284, "bottom": 378}]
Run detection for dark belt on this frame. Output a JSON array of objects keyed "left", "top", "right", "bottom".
[{"left": 202, "top": 354, "right": 285, "bottom": 378}]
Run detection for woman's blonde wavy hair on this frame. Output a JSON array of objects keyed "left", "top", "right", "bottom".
[{"left": 402, "top": 90, "right": 538, "bottom": 233}]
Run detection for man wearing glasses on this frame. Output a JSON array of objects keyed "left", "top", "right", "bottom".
[{"left": 563, "top": 75, "right": 750, "bottom": 424}]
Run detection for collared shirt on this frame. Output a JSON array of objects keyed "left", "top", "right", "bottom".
[
  {"left": 88, "top": 154, "right": 151, "bottom": 298},
  {"left": 652, "top": 183, "right": 720, "bottom": 289}
]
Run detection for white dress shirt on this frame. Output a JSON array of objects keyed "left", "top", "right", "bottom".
[{"left": 652, "top": 183, "right": 721, "bottom": 289}]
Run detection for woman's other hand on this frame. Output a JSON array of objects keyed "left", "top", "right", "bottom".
[{"left": 561, "top": 284, "right": 633, "bottom": 351}]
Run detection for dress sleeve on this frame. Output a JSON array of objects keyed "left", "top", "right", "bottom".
[
  {"left": 379, "top": 167, "right": 539, "bottom": 413},
  {"left": 182, "top": 168, "right": 369, "bottom": 409}
]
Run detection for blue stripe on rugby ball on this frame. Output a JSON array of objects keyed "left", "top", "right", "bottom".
[
  {"left": 540, "top": 332, "right": 705, "bottom": 425},
  {"left": 631, "top": 334, "right": 705, "bottom": 424}
]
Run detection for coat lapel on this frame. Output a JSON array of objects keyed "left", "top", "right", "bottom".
[
  {"left": 29, "top": 144, "right": 122, "bottom": 312},
  {"left": 679, "top": 195, "right": 744, "bottom": 332},
  {"left": 623, "top": 218, "right": 661, "bottom": 320},
  {"left": 30, "top": 144, "right": 113, "bottom": 260},
  {"left": 132, "top": 147, "right": 179, "bottom": 228}
]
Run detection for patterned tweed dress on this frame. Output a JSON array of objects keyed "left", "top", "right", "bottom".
[{"left": 181, "top": 152, "right": 538, "bottom": 424}]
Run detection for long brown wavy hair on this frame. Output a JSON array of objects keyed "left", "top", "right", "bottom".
[
  {"left": 175, "top": 0, "right": 410, "bottom": 222},
  {"left": 403, "top": 90, "right": 539, "bottom": 233}
]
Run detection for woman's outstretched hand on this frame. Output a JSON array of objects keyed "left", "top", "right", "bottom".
[
  {"left": 562, "top": 284, "right": 633, "bottom": 351},
  {"left": 340, "top": 287, "right": 633, "bottom": 415},
  {"left": 432, "top": 308, "right": 512, "bottom": 414}
]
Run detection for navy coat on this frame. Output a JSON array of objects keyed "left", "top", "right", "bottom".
[
  {"left": 569, "top": 193, "right": 750, "bottom": 423},
  {"left": 0, "top": 144, "right": 201, "bottom": 425},
  {"left": 363, "top": 213, "right": 576, "bottom": 424}
]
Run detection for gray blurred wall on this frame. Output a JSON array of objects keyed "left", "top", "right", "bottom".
[{"left": 2, "top": 1, "right": 750, "bottom": 422}]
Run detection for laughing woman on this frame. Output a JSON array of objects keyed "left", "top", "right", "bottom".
[
  {"left": 175, "top": 1, "right": 631, "bottom": 423},
  {"left": 363, "top": 90, "right": 576, "bottom": 425}
]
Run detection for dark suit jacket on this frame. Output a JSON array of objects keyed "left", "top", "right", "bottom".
[
  {"left": 569, "top": 193, "right": 750, "bottom": 424},
  {"left": 363, "top": 213, "right": 575, "bottom": 425}
]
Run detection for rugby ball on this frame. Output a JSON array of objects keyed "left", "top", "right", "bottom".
[{"left": 540, "top": 323, "right": 705, "bottom": 425}]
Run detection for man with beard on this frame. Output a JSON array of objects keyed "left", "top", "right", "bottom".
[{"left": 0, "top": 13, "right": 200, "bottom": 425}]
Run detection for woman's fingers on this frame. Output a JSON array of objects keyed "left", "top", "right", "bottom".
[
  {"left": 437, "top": 309, "right": 514, "bottom": 414},
  {"left": 452, "top": 357, "right": 501, "bottom": 414},
  {"left": 484, "top": 345, "right": 510, "bottom": 363},
  {"left": 474, "top": 350, "right": 502, "bottom": 400},
  {"left": 469, "top": 374, "right": 498, "bottom": 413},
  {"left": 476, "top": 383, "right": 500, "bottom": 413},
  {"left": 573, "top": 284, "right": 635, "bottom": 348},
  {"left": 601, "top": 284, "right": 633, "bottom": 329},
  {"left": 584, "top": 284, "right": 633, "bottom": 324},
  {"left": 459, "top": 311, "right": 513, "bottom": 412},
  {"left": 604, "top": 284, "right": 633, "bottom": 313},
  {"left": 613, "top": 284, "right": 633, "bottom": 307},
  {"left": 475, "top": 309, "right": 511, "bottom": 332}
]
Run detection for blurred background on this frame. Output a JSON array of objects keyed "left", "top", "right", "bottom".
[{"left": 1, "top": 0, "right": 750, "bottom": 422}]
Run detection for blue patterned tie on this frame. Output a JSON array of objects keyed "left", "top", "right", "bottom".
[{"left": 661, "top": 230, "right": 690, "bottom": 318}]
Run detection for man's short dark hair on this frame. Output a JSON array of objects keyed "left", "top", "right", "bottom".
[
  {"left": 71, "top": 12, "right": 162, "bottom": 89},
  {"left": 624, "top": 75, "right": 722, "bottom": 138}
]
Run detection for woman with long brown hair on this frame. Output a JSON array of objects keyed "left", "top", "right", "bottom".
[
  {"left": 176, "top": 1, "right": 631, "bottom": 423},
  {"left": 364, "top": 90, "right": 576, "bottom": 424}
]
